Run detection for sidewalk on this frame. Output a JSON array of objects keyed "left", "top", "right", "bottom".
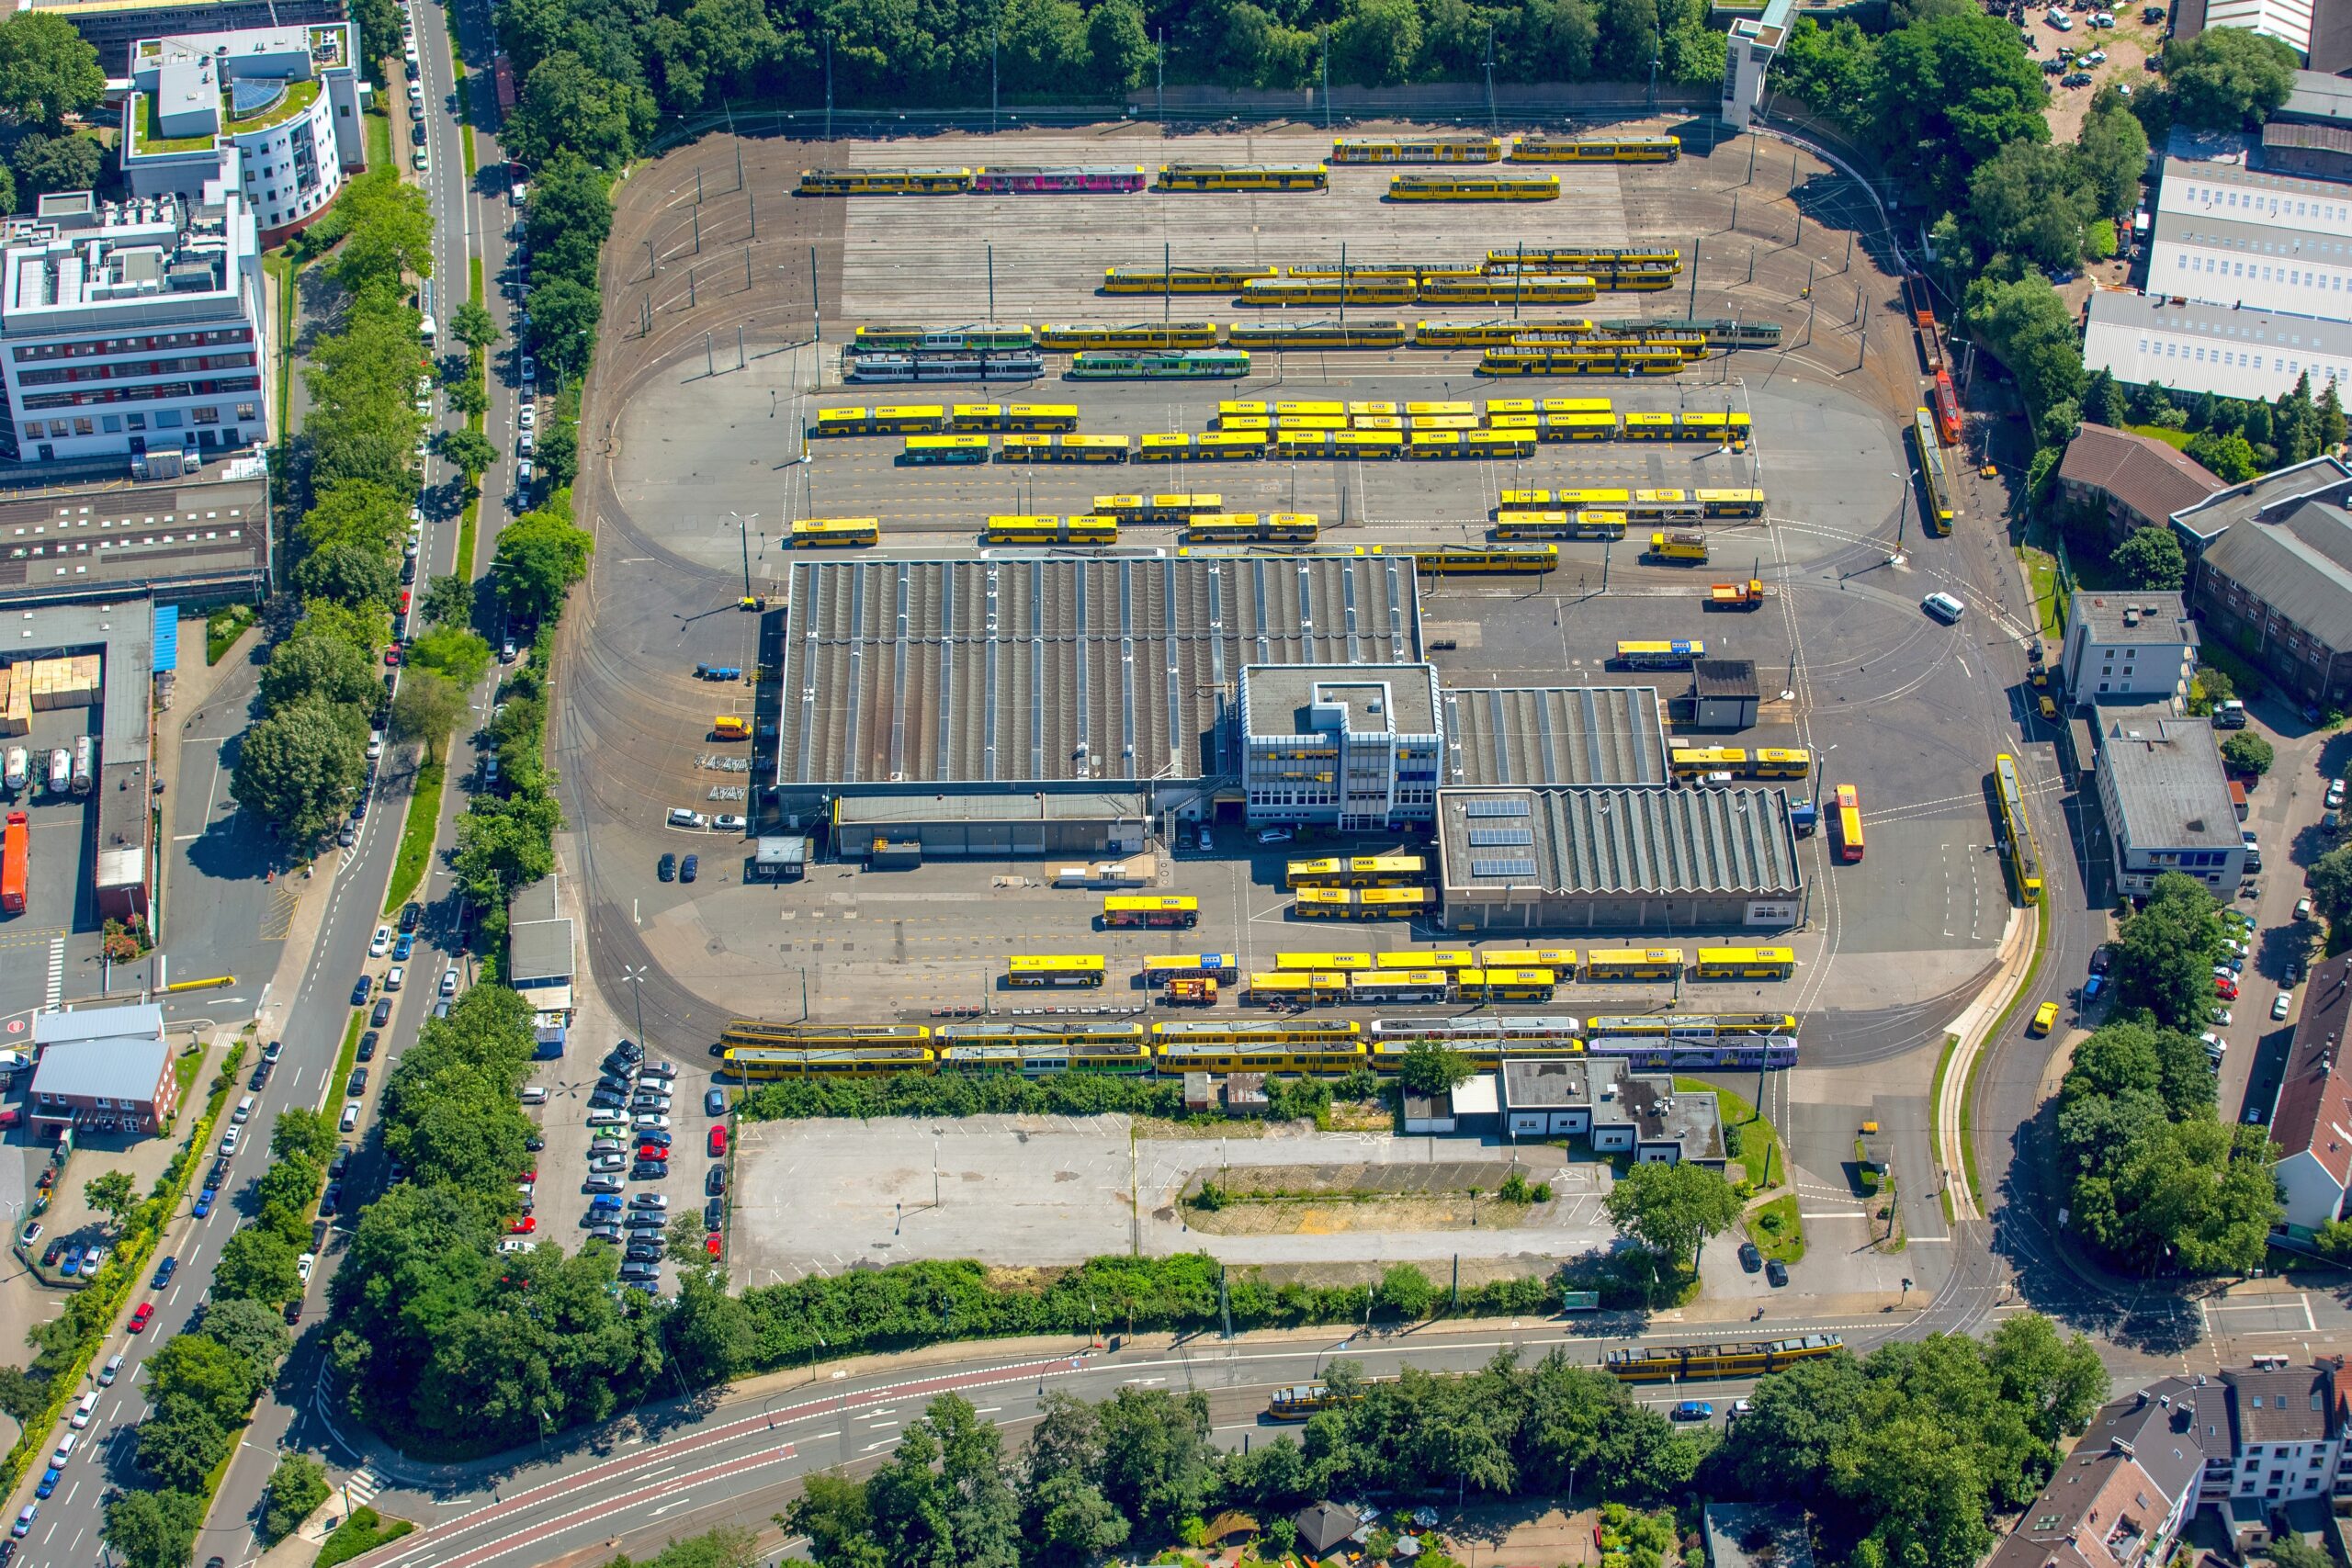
[{"left": 1935, "top": 905, "right": 2033, "bottom": 1224}]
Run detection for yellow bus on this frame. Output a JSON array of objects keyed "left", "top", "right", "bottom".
[
  {"left": 1554, "top": 487, "right": 1634, "bottom": 508},
  {"left": 1374, "top": 948, "right": 1474, "bottom": 970},
  {"left": 1670, "top": 747, "right": 1748, "bottom": 777},
  {"left": 1480, "top": 948, "right": 1577, "bottom": 970},
  {"left": 1157, "top": 164, "right": 1329, "bottom": 191},
  {"left": 903, "top": 433, "right": 993, "bottom": 464},
  {"left": 1186, "top": 513, "right": 1322, "bottom": 544},
  {"left": 983, "top": 514, "right": 1120, "bottom": 547},
  {"left": 1037, "top": 322, "right": 1221, "bottom": 351},
  {"left": 1492, "top": 510, "right": 1625, "bottom": 540},
  {"left": 1468, "top": 430, "right": 1537, "bottom": 460},
  {"left": 1194, "top": 431, "right": 1269, "bottom": 460},
  {"left": 1285, "top": 855, "right": 1429, "bottom": 889},
  {"left": 1136, "top": 434, "right": 1195, "bottom": 461},
  {"left": 1331, "top": 135, "right": 1502, "bottom": 163},
  {"left": 1623, "top": 412, "right": 1676, "bottom": 440},
  {"left": 1216, "top": 401, "right": 1269, "bottom": 420},
  {"left": 1693, "top": 947, "right": 1797, "bottom": 980},
  {"left": 1008, "top": 954, "right": 1108, "bottom": 987},
  {"left": 1407, "top": 431, "right": 1466, "bottom": 460},
  {"left": 1586, "top": 947, "right": 1686, "bottom": 981},
  {"left": 1276, "top": 400, "right": 1347, "bottom": 417},
  {"left": 1629, "top": 489, "right": 1704, "bottom": 524},
  {"left": 1347, "top": 968, "right": 1450, "bottom": 1003},
  {"left": 1091, "top": 494, "right": 1148, "bottom": 522},
  {"left": 1102, "top": 265, "right": 1277, "bottom": 293},
  {"left": 1388, "top": 174, "right": 1561, "bottom": 201},
  {"left": 865, "top": 403, "right": 950, "bottom": 433},
  {"left": 812, "top": 406, "right": 876, "bottom": 436},
  {"left": 1337, "top": 431, "right": 1406, "bottom": 458},
  {"left": 1102, "top": 896, "right": 1200, "bottom": 929},
  {"left": 1408, "top": 400, "right": 1476, "bottom": 418},
  {"left": 790, "top": 517, "right": 881, "bottom": 547},
  {"left": 1352, "top": 887, "right": 1430, "bottom": 919},
  {"left": 949, "top": 403, "right": 1012, "bottom": 430},
  {"left": 1544, "top": 398, "right": 1616, "bottom": 413},
  {"left": 1023, "top": 434, "right": 1128, "bottom": 463},
  {"left": 1454, "top": 967, "right": 1559, "bottom": 1002},
  {"left": 1541, "top": 412, "right": 1622, "bottom": 441},
  {"left": 1144, "top": 493, "right": 1222, "bottom": 523},
  {"left": 1350, "top": 414, "right": 1406, "bottom": 431},
  {"left": 1699, "top": 489, "right": 1767, "bottom": 519},
  {"left": 1141, "top": 954, "right": 1239, "bottom": 981},
  {"left": 1348, "top": 400, "right": 1400, "bottom": 416},
  {"left": 1275, "top": 951, "right": 1374, "bottom": 971},
  {"left": 1275, "top": 415, "right": 1350, "bottom": 434},
  {"left": 1677, "top": 411, "right": 1754, "bottom": 440},
  {"left": 1249, "top": 971, "right": 1349, "bottom": 1002},
  {"left": 1751, "top": 749, "right": 1811, "bottom": 779},
  {"left": 1293, "top": 886, "right": 1353, "bottom": 918}
]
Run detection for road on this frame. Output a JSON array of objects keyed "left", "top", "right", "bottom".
[{"left": 5, "top": 1, "right": 526, "bottom": 1560}]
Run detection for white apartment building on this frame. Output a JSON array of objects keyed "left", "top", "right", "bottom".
[
  {"left": 2058, "top": 592, "right": 2199, "bottom": 710},
  {"left": 0, "top": 186, "right": 267, "bottom": 465},
  {"left": 120, "top": 22, "right": 365, "bottom": 243}
]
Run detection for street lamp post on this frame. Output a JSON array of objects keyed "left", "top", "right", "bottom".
[{"left": 623, "top": 964, "right": 650, "bottom": 1051}]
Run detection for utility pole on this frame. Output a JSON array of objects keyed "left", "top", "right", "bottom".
[
  {"left": 823, "top": 32, "right": 832, "bottom": 141},
  {"left": 810, "top": 246, "right": 821, "bottom": 346},
  {"left": 1484, "top": 30, "right": 1497, "bottom": 133},
  {"left": 1688, "top": 239, "right": 1700, "bottom": 316},
  {"left": 991, "top": 8, "right": 1000, "bottom": 136},
  {"left": 731, "top": 512, "right": 758, "bottom": 599},
  {"left": 1156, "top": 30, "right": 1164, "bottom": 124},
  {"left": 987, "top": 243, "right": 995, "bottom": 325},
  {"left": 1321, "top": 28, "right": 1330, "bottom": 130}
]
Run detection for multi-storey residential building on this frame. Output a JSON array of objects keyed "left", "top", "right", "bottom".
[
  {"left": 120, "top": 22, "right": 367, "bottom": 243},
  {"left": 1986, "top": 1378, "right": 2211, "bottom": 1568},
  {"left": 2266, "top": 951, "right": 2352, "bottom": 1234},
  {"left": 2059, "top": 593, "right": 2199, "bottom": 712},
  {"left": 2055, "top": 424, "right": 2226, "bottom": 546},
  {"left": 2091, "top": 713, "right": 2248, "bottom": 897},
  {"left": 2211, "top": 1364, "right": 2344, "bottom": 1505},
  {"left": 1238, "top": 664, "right": 1443, "bottom": 831},
  {"left": 0, "top": 187, "right": 267, "bottom": 465}
]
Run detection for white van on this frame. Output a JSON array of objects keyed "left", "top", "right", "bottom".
[
  {"left": 71, "top": 1391, "right": 99, "bottom": 1428},
  {"left": 232, "top": 1095, "right": 254, "bottom": 1123},
  {"left": 51, "top": 1433, "right": 76, "bottom": 1466},
  {"left": 521, "top": 1085, "right": 548, "bottom": 1105}
]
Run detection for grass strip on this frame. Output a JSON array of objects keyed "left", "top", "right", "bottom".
[
  {"left": 1958, "top": 905, "right": 2052, "bottom": 1211},
  {"left": 264, "top": 253, "right": 298, "bottom": 441},
  {"left": 315, "top": 1507, "right": 414, "bottom": 1568},
  {"left": 206, "top": 604, "right": 257, "bottom": 665},
  {"left": 1679, "top": 1075, "right": 1783, "bottom": 1192},
  {"left": 1746, "top": 1192, "right": 1805, "bottom": 1263},
  {"left": 1928, "top": 1032, "right": 1960, "bottom": 1224},
  {"left": 365, "top": 105, "right": 392, "bottom": 175},
  {"left": 332, "top": 1007, "right": 366, "bottom": 1098},
  {"left": 381, "top": 759, "right": 445, "bottom": 917}
]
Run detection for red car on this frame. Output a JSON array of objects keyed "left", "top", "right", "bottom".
[
  {"left": 398, "top": 590, "right": 413, "bottom": 615},
  {"left": 2216, "top": 976, "right": 2240, "bottom": 1000},
  {"left": 517, "top": 1168, "right": 537, "bottom": 1183},
  {"left": 708, "top": 1125, "right": 728, "bottom": 1157},
  {"left": 637, "top": 1144, "right": 668, "bottom": 1161},
  {"left": 508, "top": 1215, "right": 536, "bottom": 1235},
  {"left": 704, "top": 1232, "right": 722, "bottom": 1259},
  {"left": 384, "top": 645, "right": 403, "bottom": 667},
  {"left": 128, "top": 1303, "right": 153, "bottom": 1333}
]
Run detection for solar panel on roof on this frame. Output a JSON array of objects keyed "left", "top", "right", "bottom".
[
  {"left": 1464, "top": 797, "right": 1531, "bottom": 818},
  {"left": 1467, "top": 827, "right": 1533, "bottom": 847},
  {"left": 1469, "top": 858, "right": 1537, "bottom": 878}
]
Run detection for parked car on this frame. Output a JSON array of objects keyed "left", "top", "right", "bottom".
[
  {"left": 1672, "top": 1401, "right": 1713, "bottom": 1421},
  {"left": 1766, "top": 1258, "right": 1790, "bottom": 1286},
  {"left": 681, "top": 854, "right": 700, "bottom": 883},
  {"left": 2276, "top": 991, "right": 2296, "bottom": 1020},
  {"left": 1922, "top": 591, "right": 1966, "bottom": 623},
  {"left": 369, "top": 924, "right": 392, "bottom": 956},
  {"left": 708, "top": 1125, "right": 729, "bottom": 1157},
  {"left": 706, "top": 1088, "right": 727, "bottom": 1117}
]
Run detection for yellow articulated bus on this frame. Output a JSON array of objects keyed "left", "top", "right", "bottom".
[
  {"left": 1193, "top": 431, "right": 1269, "bottom": 460},
  {"left": 1331, "top": 135, "right": 1502, "bottom": 163},
  {"left": 1102, "top": 895, "right": 1200, "bottom": 929},
  {"left": 1186, "top": 513, "right": 1322, "bottom": 544},
  {"left": 1677, "top": 411, "right": 1754, "bottom": 441},
  {"left": 1411, "top": 545, "right": 1558, "bottom": 573},
  {"left": 1628, "top": 490, "right": 1705, "bottom": 524},
  {"left": 1454, "top": 967, "right": 1559, "bottom": 1002},
  {"left": 1102, "top": 265, "right": 1278, "bottom": 293},
  {"left": 1008, "top": 954, "right": 1108, "bottom": 987},
  {"left": 1276, "top": 951, "right": 1374, "bottom": 971},
  {"left": 790, "top": 517, "right": 881, "bottom": 547},
  {"left": 1351, "top": 887, "right": 1430, "bottom": 919},
  {"left": 1510, "top": 135, "right": 1681, "bottom": 164},
  {"left": 997, "top": 403, "right": 1080, "bottom": 432},
  {"left": 837, "top": 403, "right": 947, "bottom": 434},
  {"left": 1586, "top": 947, "right": 1687, "bottom": 982},
  {"left": 1541, "top": 413, "right": 1623, "bottom": 441},
  {"left": 1407, "top": 431, "right": 1466, "bottom": 461},
  {"left": 1286, "top": 855, "right": 1430, "bottom": 889},
  {"left": 1157, "top": 164, "right": 1329, "bottom": 190},
  {"left": 1375, "top": 948, "right": 1475, "bottom": 970},
  {"left": 797, "top": 167, "right": 975, "bottom": 195},
  {"left": 1091, "top": 494, "right": 1148, "bottom": 523},
  {"left": 1136, "top": 434, "right": 1196, "bottom": 462},
  {"left": 1752, "top": 748, "right": 1812, "bottom": 779},
  {"left": 1469, "top": 430, "right": 1538, "bottom": 460},
  {"left": 1351, "top": 414, "right": 1406, "bottom": 431},
  {"left": 1692, "top": 947, "right": 1797, "bottom": 980},
  {"left": 1605, "top": 1336, "right": 1843, "bottom": 1385},
  {"left": 1292, "top": 886, "right": 1354, "bottom": 919},
  {"left": 1670, "top": 746, "right": 1747, "bottom": 776},
  {"left": 1481, "top": 947, "right": 1577, "bottom": 970},
  {"left": 1038, "top": 322, "right": 1221, "bottom": 351},
  {"left": 1623, "top": 412, "right": 1676, "bottom": 441},
  {"left": 1388, "top": 174, "right": 1561, "bottom": 201},
  {"left": 1411, "top": 318, "right": 1595, "bottom": 348},
  {"left": 982, "top": 514, "right": 1119, "bottom": 547},
  {"left": 1249, "top": 970, "right": 1349, "bottom": 1003},
  {"left": 1276, "top": 415, "right": 1350, "bottom": 434},
  {"left": 902, "top": 434, "right": 993, "bottom": 465},
  {"left": 1217, "top": 401, "right": 1269, "bottom": 421},
  {"left": 812, "top": 406, "right": 877, "bottom": 436},
  {"left": 1699, "top": 489, "right": 1768, "bottom": 519},
  {"left": 1347, "top": 968, "right": 1450, "bottom": 1003},
  {"left": 1492, "top": 510, "right": 1626, "bottom": 540}
]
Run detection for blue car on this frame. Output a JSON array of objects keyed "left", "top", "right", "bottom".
[
  {"left": 34, "top": 1469, "right": 58, "bottom": 1499},
  {"left": 350, "top": 976, "right": 372, "bottom": 1007},
  {"left": 392, "top": 932, "right": 414, "bottom": 961},
  {"left": 1672, "top": 1400, "right": 1714, "bottom": 1421},
  {"left": 191, "top": 1192, "right": 212, "bottom": 1220},
  {"left": 153, "top": 1256, "right": 176, "bottom": 1288},
  {"left": 59, "top": 1247, "right": 81, "bottom": 1278}
]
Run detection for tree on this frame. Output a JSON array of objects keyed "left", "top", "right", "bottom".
[
  {"left": 421, "top": 572, "right": 474, "bottom": 628},
  {"left": 2273, "top": 1536, "right": 2335, "bottom": 1568},
  {"left": 2073, "top": 1117, "right": 2279, "bottom": 1273},
  {"left": 232, "top": 699, "right": 367, "bottom": 848},
  {"left": 390, "top": 671, "right": 466, "bottom": 762},
  {"left": 2186, "top": 428, "right": 2259, "bottom": 482},
  {"left": 196, "top": 1296, "right": 294, "bottom": 1383},
  {"left": 509, "top": 51, "right": 654, "bottom": 168},
  {"left": 1374, "top": 1261, "right": 1436, "bottom": 1319},
  {"left": 134, "top": 1402, "right": 232, "bottom": 1491},
  {"left": 0, "top": 13, "right": 105, "bottom": 127},
  {"left": 260, "top": 1451, "right": 330, "bottom": 1543},
  {"left": 448, "top": 375, "right": 491, "bottom": 419},
  {"left": 10, "top": 129, "right": 99, "bottom": 197},
  {"left": 452, "top": 298, "right": 502, "bottom": 352},
  {"left": 1331, "top": 0, "right": 1422, "bottom": 84},
  {"left": 327, "top": 172, "right": 435, "bottom": 301},
  {"left": 2111, "top": 527, "right": 2187, "bottom": 592},
  {"left": 1873, "top": 9, "right": 2050, "bottom": 209},
  {"left": 441, "top": 427, "right": 498, "bottom": 481},
  {"left": 1087, "top": 0, "right": 1151, "bottom": 91},
  {"left": 2084, "top": 370, "right": 2131, "bottom": 429},
  {"left": 145, "top": 1330, "right": 259, "bottom": 1424},
  {"left": 2108, "top": 872, "right": 2222, "bottom": 1030},
  {"left": 537, "top": 415, "right": 581, "bottom": 489},
  {"left": 2220, "top": 731, "right": 2275, "bottom": 775},
  {"left": 213, "top": 1225, "right": 302, "bottom": 1305},
  {"left": 2310, "top": 843, "right": 2352, "bottom": 925},
  {"left": 453, "top": 791, "right": 564, "bottom": 901},
  {"left": 2321, "top": 384, "right": 2349, "bottom": 453},
  {"left": 299, "top": 480, "right": 408, "bottom": 557},
  {"left": 293, "top": 540, "right": 399, "bottom": 609},
  {"left": 408, "top": 626, "right": 492, "bottom": 689},
  {"left": 1964, "top": 269, "right": 2086, "bottom": 419},
  {"left": 1967, "top": 141, "right": 2098, "bottom": 269},
  {"left": 104, "top": 1486, "right": 206, "bottom": 1568},
  {"left": 526, "top": 276, "right": 601, "bottom": 379},
  {"left": 864, "top": 1396, "right": 1023, "bottom": 1568},
  {"left": 1602, "top": 1159, "right": 1742, "bottom": 1269},
  {"left": 1396, "top": 1039, "right": 1473, "bottom": 1096},
  {"left": 781, "top": 1474, "right": 882, "bottom": 1568},
  {"left": 666, "top": 1211, "right": 709, "bottom": 1266},
  {"left": 84, "top": 1168, "right": 138, "bottom": 1228},
  {"left": 1984, "top": 1313, "right": 2109, "bottom": 1442},
  {"left": 1027, "top": 1471, "right": 1129, "bottom": 1563},
  {"left": 492, "top": 507, "right": 594, "bottom": 626},
  {"left": 273, "top": 1105, "right": 341, "bottom": 1167},
  {"left": 2074, "top": 104, "right": 2150, "bottom": 219},
  {"left": 259, "top": 629, "right": 379, "bottom": 714},
  {"left": 2164, "top": 26, "right": 2296, "bottom": 130}
]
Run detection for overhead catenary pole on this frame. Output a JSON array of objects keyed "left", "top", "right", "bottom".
[
  {"left": 824, "top": 32, "right": 833, "bottom": 141},
  {"left": 811, "top": 245, "right": 821, "bottom": 347},
  {"left": 1156, "top": 30, "right": 1164, "bottom": 123}
]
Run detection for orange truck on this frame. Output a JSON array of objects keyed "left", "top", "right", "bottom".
[
  {"left": 2, "top": 809, "right": 27, "bottom": 914},
  {"left": 1165, "top": 976, "right": 1218, "bottom": 1006},
  {"left": 1707, "top": 580, "right": 1767, "bottom": 610}
]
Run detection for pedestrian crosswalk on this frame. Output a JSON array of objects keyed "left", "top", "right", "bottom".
[
  {"left": 342, "top": 1467, "right": 381, "bottom": 1507},
  {"left": 44, "top": 937, "right": 62, "bottom": 1008}
]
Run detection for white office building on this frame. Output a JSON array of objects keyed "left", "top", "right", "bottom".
[
  {"left": 1238, "top": 663, "right": 1443, "bottom": 831},
  {"left": 0, "top": 186, "right": 267, "bottom": 465},
  {"left": 120, "top": 22, "right": 366, "bottom": 243},
  {"left": 2082, "top": 290, "right": 2352, "bottom": 401}
]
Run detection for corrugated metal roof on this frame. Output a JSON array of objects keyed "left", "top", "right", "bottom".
[
  {"left": 1442, "top": 685, "right": 1667, "bottom": 787},
  {"left": 1436, "top": 784, "right": 1802, "bottom": 897},
  {"left": 2201, "top": 498, "right": 2352, "bottom": 651},
  {"left": 775, "top": 554, "right": 1419, "bottom": 790}
]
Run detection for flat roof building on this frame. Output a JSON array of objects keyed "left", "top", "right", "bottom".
[
  {"left": 1441, "top": 684, "right": 1668, "bottom": 787},
  {"left": 2084, "top": 290, "right": 2352, "bottom": 404},
  {"left": 1434, "top": 784, "right": 1804, "bottom": 932},
  {"left": 1238, "top": 663, "right": 1442, "bottom": 832},
  {"left": 33, "top": 0, "right": 347, "bottom": 75},
  {"left": 0, "top": 461, "right": 266, "bottom": 605},
  {"left": 831, "top": 792, "right": 1152, "bottom": 860},
  {"left": 2092, "top": 714, "right": 2248, "bottom": 897},
  {"left": 28, "top": 1002, "right": 176, "bottom": 1134},
  {"left": 1498, "top": 1056, "right": 1724, "bottom": 1165},
  {"left": 0, "top": 188, "right": 266, "bottom": 466},
  {"left": 2059, "top": 592, "right": 2197, "bottom": 713}
]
